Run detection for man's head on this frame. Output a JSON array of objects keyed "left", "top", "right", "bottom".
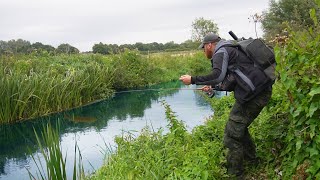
[{"left": 198, "top": 33, "right": 221, "bottom": 59}]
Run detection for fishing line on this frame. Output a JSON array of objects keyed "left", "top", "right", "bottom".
[{"left": 115, "top": 88, "right": 202, "bottom": 94}]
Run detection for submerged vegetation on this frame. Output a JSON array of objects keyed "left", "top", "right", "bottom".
[{"left": 0, "top": 50, "right": 210, "bottom": 124}]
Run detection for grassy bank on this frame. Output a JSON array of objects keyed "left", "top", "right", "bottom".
[
  {"left": 0, "top": 50, "right": 210, "bottom": 124},
  {"left": 86, "top": 25, "right": 320, "bottom": 179},
  {"left": 86, "top": 83, "right": 287, "bottom": 179}
]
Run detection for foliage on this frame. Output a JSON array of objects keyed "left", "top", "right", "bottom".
[
  {"left": 261, "top": 0, "right": 320, "bottom": 41},
  {"left": 91, "top": 40, "right": 199, "bottom": 55},
  {"left": 32, "top": 42, "right": 56, "bottom": 54},
  {"left": 92, "top": 42, "right": 114, "bottom": 55},
  {"left": 87, "top": 83, "right": 292, "bottom": 179},
  {"left": 111, "top": 50, "right": 210, "bottom": 90},
  {"left": 0, "top": 54, "right": 114, "bottom": 123},
  {"left": 28, "top": 122, "right": 84, "bottom": 180},
  {"left": 0, "top": 38, "right": 201, "bottom": 55},
  {"left": 0, "top": 39, "right": 32, "bottom": 55},
  {"left": 275, "top": 20, "right": 320, "bottom": 178},
  {"left": 0, "top": 40, "right": 56, "bottom": 55},
  {"left": 87, "top": 100, "right": 228, "bottom": 180},
  {"left": 56, "top": 43, "right": 79, "bottom": 54},
  {"left": 0, "top": 50, "right": 210, "bottom": 124},
  {"left": 110, "top": 50, "right": 152, "bottom": 90},
  {"left": 191, "top": 17, "right": 219, "bottom": 42}
]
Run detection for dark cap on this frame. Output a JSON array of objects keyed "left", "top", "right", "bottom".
[{"left": 198, "top": 33, "right": 221, "bottom": 49}]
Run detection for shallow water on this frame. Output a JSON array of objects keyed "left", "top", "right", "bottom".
[{"left": 0, "top": 82, "right": 215, "bottom": 180}]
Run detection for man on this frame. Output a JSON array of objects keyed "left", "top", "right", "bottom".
[{"left": 179, "top": 33, "right": 272, "bottom": 178}]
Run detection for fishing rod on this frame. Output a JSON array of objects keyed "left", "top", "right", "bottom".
[
  {"left": 115, "top": 88, "right": 201, "bottom": 93},
  {"left": 115, "top": 87, "right": 216, "bottom": 97}
]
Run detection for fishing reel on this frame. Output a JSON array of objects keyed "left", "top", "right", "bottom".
[
  {"left": 198, "top": 85, "right": 216, "bottom": 98},
  {"left": 205, "top": 89, "right": 215, "bottom": 98}
]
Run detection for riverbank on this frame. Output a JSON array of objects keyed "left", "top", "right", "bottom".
[
  {"left": 0, "top": 50, "right": 210, "bottom": 124},
  {"left": 86, "top": 26, "right": 320, "bottom": 179},
  {"left": 0, "top": 82, "right": 214, "bottom": 180},
  {"left": 86, "top": 82, "right": 287, "bottom": 179}
]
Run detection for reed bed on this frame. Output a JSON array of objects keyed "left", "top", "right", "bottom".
[
  {"left": 0, "top": 50, "right": 209, "bottom": 124},
  {"left": 0, "top": 54, "right": 114, "bottom": 123}
]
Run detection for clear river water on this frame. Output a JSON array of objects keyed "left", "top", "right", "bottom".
[{"left": 0, "top": 82, "right": 215, "bottom": 180}]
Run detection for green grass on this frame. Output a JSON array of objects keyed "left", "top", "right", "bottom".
[
  {"left": 85, "top": 82, "right": 290, "bottom": 179},
  {"left": 0, "top": 50, "right": 210, "bottom": 124},
  {"left": 28, "top": 121, "right": 84, "bottom": 180}
]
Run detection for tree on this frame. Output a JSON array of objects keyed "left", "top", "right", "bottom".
[
  {"left": 31, "top": 42, "right": 55, "bottom": 53},
  {"left": 109, "top": 44, "right": 119, "bottom": 54},
  {"left": 261, "top": 0, "right": 320, "bottom": 40},
  {"left": 119, "top": 44, "right": 135, "bottom": 52},
  {"left": 7, "top": 39, "right": 32, "bottom": 54},
  {"left": 56, "top": 43, "right": 79, "bottom": 54},
  {"left": 92, "top": 42, "right": 110, "bottom": 54},
  {"left": 180, "top": 40, "right": 199, "bottom": 49},
  {"left": 164, "top": 41, "right": 179, "bottom": 50},
  {"left": 134, "top": 42, "right": 146, "bottom": 51},
  {"left": 191, "top": 17, "right": 219, "bottom": 42},
  {"left": 0, "top": 41, "right": 10, "bottom": 55}
]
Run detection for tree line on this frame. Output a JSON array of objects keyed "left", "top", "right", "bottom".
[
  {"left": 92, "top": 40, "right": 199, "bottom": 55},
  {"left": 0, "top": 39, "right": 80, "bottom": 55},
  {"left": 0, "top": 39, "right": 200, "bottom": 56},
  {"left": 0, "top": 17, "right": 217, "bottom": 56},
  {"left": 2, "top": 0, "right": 318, "bottom": 56}
]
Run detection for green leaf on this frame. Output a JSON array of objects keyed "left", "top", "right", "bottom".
[
  {"left": 280, "top": 72, "right": 287, "bottom": 82},
  {"left": 308, "top": 102, "right": 319, "bottom": 117},
  {"left": 302, "top": 76, "right": 310, "bottom": 83},
  {"left": 202, "top": 170, "right": 209, "bottom": 180},
  {"left": 316, "top": 135, "right": 320, "bottom": 144},
  {"left": 298, "top": 70, "right": 304, "bottom": 75},
  {"left": 292, "top": 106, "right": 302, "bottom": 117},
  {"left": 317, "top": 160, "right": 320, "bottom": 169},
  {"left": 309, "top": 148, "right": 318, "bottom": 157},
  {"left": 310, "top": 9, "right": 317, "bottom": 26},
  {"left": 296, "top": 139, "right": 303, "bottom": 151},
  {"left": 309, "top": 87, "right": 320, "bottom": 96}
]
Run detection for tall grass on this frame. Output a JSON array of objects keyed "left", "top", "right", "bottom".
[
  {"left": 0, "top": 54, "right": 115, "bottom": 123},
  {"left": 87, "top": 101, "right": 228, "bottom": 179},
  {"left": 28, "top": 122, "right": 84, "bottom": 180},
  {"left": 0, "top": 50, "right": 210, "bottom": 124},
  {"left": 86, "top": 82, "right": 290, "bottom": 179}
]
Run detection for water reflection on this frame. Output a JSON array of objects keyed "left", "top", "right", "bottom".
[{"left": 0, "top": 81, "right": 213, "bottom": 180}]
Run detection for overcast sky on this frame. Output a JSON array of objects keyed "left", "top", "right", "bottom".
[{"left": 1, "top": 0, "right": 270, "bottom": 52}]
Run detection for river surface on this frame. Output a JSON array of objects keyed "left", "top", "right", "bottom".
[{"left": 0, "top": 82, "right": 215, "bottom": 180}]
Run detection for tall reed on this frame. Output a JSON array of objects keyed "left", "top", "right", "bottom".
[
  {"left": 28, "top": 122, "right": 84, "bottom": 180},
  {"left": 0, "top": 50, "right": 209, "bottom": 124}
]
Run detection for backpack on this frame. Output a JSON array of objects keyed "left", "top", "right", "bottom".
[
  {"left": 233, "top": 38, "right": 276, "bottom": 82},
  {"left": 228, "top": 31, "right": 276, "bottom": 83},
  {"left": 218, "top": 32, "right": 276, "bottom": 103}
]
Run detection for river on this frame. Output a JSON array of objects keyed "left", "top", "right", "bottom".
[{"left": 0, "top": 82, "right": 215, "bottom": 180}]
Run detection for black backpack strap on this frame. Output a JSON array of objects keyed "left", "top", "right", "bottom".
[{"left": 219, "top": 43, "right": 242, "bottom": 71}]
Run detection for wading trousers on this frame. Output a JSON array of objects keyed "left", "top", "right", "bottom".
[{"left": 223, "top": 88, "right": 272, "bottom": 177}]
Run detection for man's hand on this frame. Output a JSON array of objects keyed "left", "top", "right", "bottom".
[
  {"left": 201, "top": 85, "right": 212, "bottom": 92},
  {"left": 201, "top": 85, "right": 215, "bottom": 98},
  {"left": 179, "top": 75, "right": 192, "bottom": 85}
]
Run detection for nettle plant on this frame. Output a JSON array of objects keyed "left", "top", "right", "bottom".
[{"left": 276, "top": 13, "right": 320, "bottom": 178}]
